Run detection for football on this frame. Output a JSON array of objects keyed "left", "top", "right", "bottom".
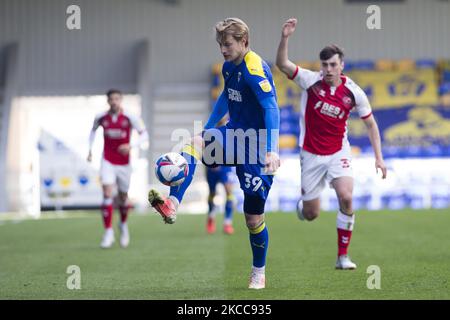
[{"left": 155, "top": 152, "right": 189, "bottom": 186}]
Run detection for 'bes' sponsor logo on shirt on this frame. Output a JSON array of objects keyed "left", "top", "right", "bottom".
[
  {"left": 315, "top": 101, "right": 345, "bottom": 119},
  {"left": 228, "top": 88, "right": 242, "bottom": 102},
  {"left": 105, "top": 128, "right": 126, "bottom": 139}
]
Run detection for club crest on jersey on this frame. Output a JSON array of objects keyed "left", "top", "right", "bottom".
[
  {"left": 342, "top": 96, "right": 352, "bottom": 105},
  {"left": 121, "top": 119, "right": 129, "bottom": 128},
  {"left": 258, "top": 79, "right": 272, "bottom": 93}
]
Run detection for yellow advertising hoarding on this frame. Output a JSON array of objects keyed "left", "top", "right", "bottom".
[{"left": 347, "top": 69, "right": 438, "bottom": 109}]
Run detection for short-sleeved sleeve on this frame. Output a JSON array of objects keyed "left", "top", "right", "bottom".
[
  {"left": 243, "top": 52, "right": 275, "bottom": 102},
  {"left": 290, "top": 66, "right": 321, "bottom": 90},
  {"left": 126, "top": 113, "right": 146, "bottom": 133},
  {"left": 346, "top": 78, "right": 372, "bottom": 119},
  {"left": 92, "top": 112, "right": 104, "bottom": 130}
]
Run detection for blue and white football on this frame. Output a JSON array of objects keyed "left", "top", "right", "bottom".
[{"left": 155, "top": 152, "right": 189, "bottom": 186}]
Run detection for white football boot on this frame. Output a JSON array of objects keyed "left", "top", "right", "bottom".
[
  {"left": 335, "top": 255, "right": 357, "bottom": 270},
  {"left": 248, "top": 268, "right": 266, "bottom": 289},
  {"left": 119, "top": 222, "right": 130, "bottom": 248},
  {"left": 296, "top": 199, "right": 305, "bottom": 221},
  {"left": 100, "top": 228, "right": 115, "bottom": 249}
]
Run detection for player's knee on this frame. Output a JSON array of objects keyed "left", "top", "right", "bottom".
[
  {"left": 208, "top": 192, "right": 215, "bottom": 201},
  {"left": 303, "top": 208, "right": 319, "bottom": 221},
  {"left": 246, "top": 221, "right": 263, "bottom": 230},
  {"left": 338, "top": 192, "right": 353, "bottom": 208},
  {"left": 118, "top": 193, "right": 128, "bottom": 204},
  {"left": 245, "top": 215, "right": 264, "bottom": 230},
  {"left": 224, "top": 185, "right": 233, "bottom": 195}
]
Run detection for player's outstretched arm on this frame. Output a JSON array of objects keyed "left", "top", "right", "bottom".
[
  {"left": 205, "top": 91, "right": 228, "bottom": 130},
  {"left": 363, "top": 115, "right": 387, "bottom": 179},
  {"left": 276, "top": 18, "right": 298, "bottom": 79}
]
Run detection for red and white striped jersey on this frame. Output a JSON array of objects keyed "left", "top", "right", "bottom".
[
  {"left": 290, "top": 66, "right": 372, "bottom": 155},
  {"left": 92, "top": 111, "right": 145, "bottom": 165}
]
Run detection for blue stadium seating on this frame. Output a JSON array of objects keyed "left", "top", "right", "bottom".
[
  {"left": 416, "top": 59, "right": 436, "bottom": 69},
  {"left": 439, "top": 82, "right": 450, "bottom": 95}
]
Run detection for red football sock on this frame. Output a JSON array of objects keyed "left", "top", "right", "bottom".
[
  {"left": 337, "top": 228, "right": 353, "bottom": 256},
  {"left": 119, "top": 203, "right": 130, "bottom": 224},
  {"left": 102, "top": 198, "right": 113, "bottom": 229}
]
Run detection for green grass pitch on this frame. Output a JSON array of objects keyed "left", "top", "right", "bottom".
[{"left": 1, "top": 209, "right": 449, "bottom": 299}]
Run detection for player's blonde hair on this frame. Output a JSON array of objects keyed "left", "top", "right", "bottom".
[{"left": 215, "top": 17, "right": 249, "bottom": 47}]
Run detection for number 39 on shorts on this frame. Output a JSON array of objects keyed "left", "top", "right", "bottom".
[{"left": 244, "top": 173, "right": 262, "bottom": 192}]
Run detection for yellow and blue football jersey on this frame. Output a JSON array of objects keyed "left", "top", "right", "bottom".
[{"left": 222, "top": 51, "right": 277, "bottom": 131}]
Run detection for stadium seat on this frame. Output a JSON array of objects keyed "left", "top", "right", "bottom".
[
  {"left": 375, "top": 59, "right": 395, "bottom": 71},
  {"left": 438, "top": 82, "right": 450, "bottom": 96},
  {"left": 280, "top": 121, "right": 300, "bottom": 135},
  {"left": 438, "top": 59, "right": 450, "bottom": 82},
  {"left": 280, "top": 106, "right": 297, "bottom": 121},
  {"left": 396, "top": 59, "right": 416, "bottom": 71},
  {"left": 343, "top": 60, "right": 356, "bottom": 72},
  {"left": 416, "top": 59, "right": 436, "bottom": 69},
  {"left": 310, "top": 61, "right": 321, "bottom": 71},
  {"left": 353, "top": 60, "right": 375, "bottom": 70},
  {"left": 440, "top": 94, "right": 450, "bottom": 106},
  {"left": 442, "top": 70, "right": 450, "bottom": 83},
  {"left": 295, "top": 61, "right": 314, "bottom": 70},
  {"left": 279, "top": 134, "right": 298, "bottom": 149},
  {"left": 438, "top": 59, "right": 450, "bottom": 70}
]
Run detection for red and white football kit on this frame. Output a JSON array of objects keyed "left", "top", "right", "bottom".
[
  {"left": 290, "top": 66, "right": 372, "bottom": 201},
  {"left": 91, "top": 111, "right": 146, "bottom": 193},
  {"left": 289, "top": 65, "right": 373, "bottom": 263}
]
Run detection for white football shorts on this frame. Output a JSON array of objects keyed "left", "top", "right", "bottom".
[
  {"left": 100, "top": 158, "right": 132, "bottom": 193},
  {"left": 300, "top": 145, "right": 353, "bottom": 201}
]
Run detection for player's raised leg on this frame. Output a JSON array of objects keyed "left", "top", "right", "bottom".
[
  {"left": 100, "top": 184, "right": 115, "bottom": 249},
  {"left": 148, "top": 135, "right": 203, "bottom": 224},
  {"left": 332, "top": 176, "right": 357, "bottom": 270}
]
